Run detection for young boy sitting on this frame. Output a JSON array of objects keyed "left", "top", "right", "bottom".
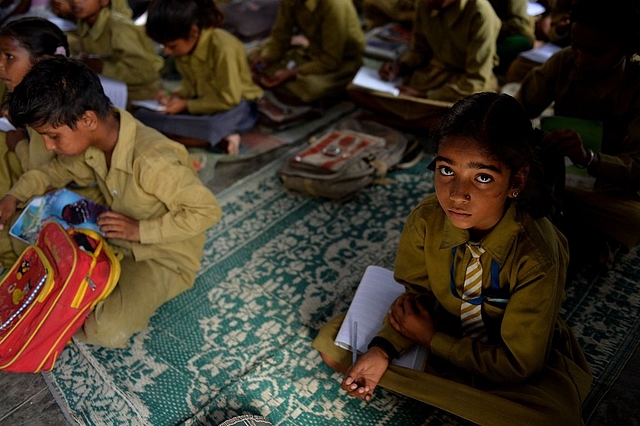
[{"left": 0, "top": 57, "right": 222, "bottom": 348}]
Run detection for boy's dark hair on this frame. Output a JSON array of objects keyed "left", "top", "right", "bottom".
[
  {"left": 145, "top": 0, "right": 224, "bottom": 45},
  {"left": 0, "top": 17, "right": 69, "bottom": 62},
  {"left": 570, "top": 0, "right": 640, "bottom": 56},
  {"left": 8, "top": 57, "right": 113, "bottom": 130},
  {"left": 431, "top": 92, "right": 555, "bottom": 219}
]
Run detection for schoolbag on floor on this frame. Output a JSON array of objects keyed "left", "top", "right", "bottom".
[
  {"left": 278, "top": 118, "right": 409, "bottom": 200},
  {"left": 0, "top": 221, "right": 120, "bottom": 372}
]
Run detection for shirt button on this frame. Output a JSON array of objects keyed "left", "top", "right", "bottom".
[{"left": 112, "top": 189, "right": 118, "bottom": 196}]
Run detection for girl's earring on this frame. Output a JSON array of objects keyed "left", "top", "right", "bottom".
[{"left": 512, "top": 190, "right": 520, "bottom": 198}]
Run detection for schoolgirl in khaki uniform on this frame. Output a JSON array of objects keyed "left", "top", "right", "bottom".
[{"left": 314, "top": 93, "right": 592, "bottom": 425}]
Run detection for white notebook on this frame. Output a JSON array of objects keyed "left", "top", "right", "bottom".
[
  {"left": 335, "top": 265, "right": 428, "bottom": 370},
  {"left": 131, "top": 100, "right": 167, "bottom": 112},
  {"left": 352, "top": 66, "right": 401, "bottom": 97}
]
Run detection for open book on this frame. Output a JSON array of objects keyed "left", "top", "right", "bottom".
[
  {"left": 352, "top": 66, "right": 401, "bottom": 97},
  {"left": 335, "top": 265, "right": 428, "bottom": 370},
  {"left": 131, "top": 100, "right": 166, "bottom": 112},
  {"left": 10, "top": 189, "right": 109, "bottom": 245}
]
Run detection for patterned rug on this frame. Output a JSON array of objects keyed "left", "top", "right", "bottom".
[{"left": 44, "top": 153, "right": 640, "bottom": 425}]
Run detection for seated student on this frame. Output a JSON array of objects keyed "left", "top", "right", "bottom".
[
  {"left": 135, "top": 0, "right": 263, "bottom": 154},
  {"left": 516, "top": 0, "right": 640, "bottom": 271},
  {"left": 249, "top": 0, "right": 365, "bottom": 104},
  {"left": 0, "top": 57, "right": 221, "bottom": 348},
  {"left": 348, "top": 0, "right": 501, "bottom": 126},
  {"left": 0, "top": 17, "right": 104, "bottom": 268},
  {"left": 313, "top": 92, "right": 592, "bottom": 425},
  {"left": 488, "top": 0, "right": 535, "bottom": 75},
  {"left": 71, "top": 0, "right": 163, "bottom": 107}
]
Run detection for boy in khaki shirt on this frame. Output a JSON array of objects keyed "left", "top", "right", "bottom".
[{"left": 0, "top": 57, "right": 222, "bottom": 348}]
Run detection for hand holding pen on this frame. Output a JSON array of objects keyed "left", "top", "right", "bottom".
[
  {"left": 154, "top": 89, "right": 187, "bottom": 114},
  {"left": 379, "top": 60, "right": 402, "bottom": 82},
  {"left": 341, "top": 344, "right": 390, "bottom": 402}
]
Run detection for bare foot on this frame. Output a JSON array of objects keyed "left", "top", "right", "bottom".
[{"left": 225, "top": 134, "right": 241, "bottom": 155}]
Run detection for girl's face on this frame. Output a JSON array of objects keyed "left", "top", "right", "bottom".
[
  {"left": 160, "top": 26, "right": 199, "bottom": 57},
  {"left": 0, "top": 36, "right": 34, "bottom": 92},
  {"left": 434, "top": 137, "right": 523, "bottom": 238},
  {"left": 70, "top": 0, "right": 109, "bottom": 25}
]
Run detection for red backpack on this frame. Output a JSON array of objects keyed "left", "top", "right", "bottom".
[{"left": 0, "top": 221, "right": 120, "bottom": 372}]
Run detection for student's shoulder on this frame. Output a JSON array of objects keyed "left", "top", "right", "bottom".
[
  {"left": 408, "top": 194, "right": 444, "bottom": 223},
  {"left": 517, "top": 211, "right": 568, "bottom": 267},
  {"left": 206, "top": 28, "right": 245, "bottom": 49}
]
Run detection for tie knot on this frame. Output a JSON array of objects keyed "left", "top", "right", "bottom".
[{"left": 467, "top": 243, "right": 485, "bottom": 259}]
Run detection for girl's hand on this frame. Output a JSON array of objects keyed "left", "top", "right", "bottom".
[
  {"left": 162, "top": 97, "right": 188, "bottom": 114},
  {"left": 388, "top": 294, "right": 435, "bottom": 348},
  {"left": 341, "top": 347, "right": 390, "bottom": 402},
  {"left": 0, "top": 195, "right": 19, "bottom": 231},
  {"left": 97, "top": 211, "right": 140, "bottom": 242},
  {"left": 543, "top": 129, "right": 592, "bottom": 167},
  {"left": 51, "top": 0, "right": 73, "bottom": 19},
  {"left": 259, "top": 69, "right": 297, "bottom": 88}
]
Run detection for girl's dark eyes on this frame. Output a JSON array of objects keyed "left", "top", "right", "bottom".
[
  {"left": 476, "top": 174, "right": 493, "bottom": 183},
  {"left": 437, "top": 165, "right": 453, "bottom": 176}
]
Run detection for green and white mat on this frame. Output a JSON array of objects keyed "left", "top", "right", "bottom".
[{"left": 44, "top": 154, "right": 640, "bottom": 425}]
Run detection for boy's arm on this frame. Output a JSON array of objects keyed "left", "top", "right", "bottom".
[
  {"left": 135, "top": 155, "right": 221, "bottom": 244},
  {"left": 259, "top": 0, "right": 295, "bottom": 63},
  {"left": 426, "top": 6, "right": 501, "bottom": 101},
  {"left": 295, "top": 0, "right": 357, "bottom": 75},
  {"left": 7, "top": 157, "right": 79, "bottom": 202},
  {"left": 184, "top": 42, "right": 258, "bottom": 115}
]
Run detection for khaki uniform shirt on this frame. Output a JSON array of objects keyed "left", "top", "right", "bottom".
[
  {"left": 8, "top": 109, "right": 222, "bottom": 276},
  {"left": 260, "top": 0, "right": 365, "bottom": 75},
  {"left": 402, "top": 0, "right": 501, "bottom": 101},
  {"left": 488, "top": 0, "right": 535, "bottom": 41},
  {"left": 517, "top": 49, "right": 640, "bottom": 191},
  {"left": 174, "top": 28, "right": 263, "bottom": 115},
  {"left": 377, "top": 194, "right": 573, "bottom": 384},
  {"left": 77, "top": 8, "right": 163, "bottom": 100}
]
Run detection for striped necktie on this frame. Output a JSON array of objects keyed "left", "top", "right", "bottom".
[{"left": 460, "top": 243, "right": 486, "bottom": 339}]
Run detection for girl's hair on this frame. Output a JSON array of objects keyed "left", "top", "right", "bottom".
[
  {"left": 570, "top": 0, "right": 640, "bottom": 56},
  {"left": 431, "top": 92, "right": 555, "bottom": 219},
  {"left": 0, "top": 17, "right": 69, "bottom": 62},
  {"left": 145, "top": 0, "right": 224, "bottom": 45}
]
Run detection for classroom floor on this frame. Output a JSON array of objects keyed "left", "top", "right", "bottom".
[{"left": 1, "top": 142, "right": 640, "bottom": 425}]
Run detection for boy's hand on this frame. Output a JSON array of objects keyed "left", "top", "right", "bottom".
[
  {"left": 259, "top": 69, "right": 297, "bottom": 88},
  {"left": 397, "top": 85, "right": 425, "bottom": 98},
  {"left": 0, "top": 195, "right": 19, "bottom": 231},
  {"left": 388, "top": 294, "right": 435, "bottom": 348},
  {"left": 162, "top": 97, "right": 188, "bottom": 115},
  {"left": 341, "top": 347, "right": 390, "bottom": 402},
  {"left": 543, "top": 129, "right": 591, "bottom": 167},
  {"left": 97, "top": 211, "right": 140, "bottom": 242}
]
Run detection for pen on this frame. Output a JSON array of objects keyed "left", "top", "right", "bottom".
[{"left": 352, "top": 321, "right": 358, "bottom": 365}]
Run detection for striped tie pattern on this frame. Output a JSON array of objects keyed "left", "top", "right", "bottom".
[{"left": 460, "top": 243, "right": 485, "bottom": 339}]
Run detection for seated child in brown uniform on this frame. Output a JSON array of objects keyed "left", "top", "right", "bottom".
[
  {"left": 135, "top": 0, "right": 263, "bottom": 154},
  {"left": 516, "top": 0, "right": 640, "bottom": 271},
  {"left": 0, "top": 57, "right": 222, "bottom": 348},
  {"left": 70, "top": 0, "right": 163, "bottom": 107},
  {"left": 250, "top": 0, "right": 365, "bottom": 104},
  {"left": 349, "top": 0, "right": 501, "bottom": 125},
  {"left": 313, "top": 92, "right": 592, "bottom": 425}
]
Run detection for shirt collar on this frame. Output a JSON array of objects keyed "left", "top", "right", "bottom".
[
  {"left": 187, "top": 27, "right": 214, "bottom": 63},
  {"left": 84, "top": 108, "right": 135, "bottom": 173},
  {"left": 439, "top": 201, "right": 522, "bottom": 265},
  {"left": 77, "top": 7, "right": 110, "bottom": 41}
]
